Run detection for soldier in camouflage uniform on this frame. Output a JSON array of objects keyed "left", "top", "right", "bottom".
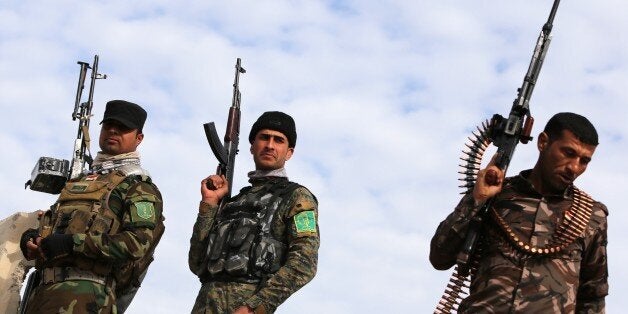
[
  {"left": 20, "top": 100, "right": 165, "bottom": 314},
  {"left": 430, "top": 112, "right": 608, "bottom": 313},
  {"left": 189, "top": 111, "right": 319, "bottom": 314}
]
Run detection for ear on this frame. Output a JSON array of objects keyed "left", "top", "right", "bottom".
[
  {"left": 285, "top": 147, "right": 294, "bottom": 161},
  {"left": 537, "top": 132, "right": 549, "bottom": 152},
  {"left": 250, "top": 145, "right": 254, "bottom": 155},
  {"left": 136, "top": 132, "right": 144, "bottom": 146}
]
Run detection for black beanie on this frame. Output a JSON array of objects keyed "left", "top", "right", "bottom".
[
  {"left": 248, "top": 111, "right": 297, "bottom": 147},
  {"left": 100, "top": 100, "right": 147, "bottom": 132}
]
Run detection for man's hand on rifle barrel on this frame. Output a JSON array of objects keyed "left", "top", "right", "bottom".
[
  {"left": 473, "top": 154, "right": 505, "bottom": 206},
  {"left": 201, "top": 174, "right": 229, "bottom": 206}
]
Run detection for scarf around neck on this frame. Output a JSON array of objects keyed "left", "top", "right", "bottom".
[
  {"left": 91, "top": 151, "right": 141, "bottom": 173},
  {"left": 247, "top": 168, "right": 288, "bottom": 180}
]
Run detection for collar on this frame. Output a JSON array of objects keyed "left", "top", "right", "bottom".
[
  {"left": 247, "top": 168, "right": 289, "bottom": 186},
  {"left": 247, "top": 168, "right": 288, "bottom": 180},
  {"left": 512, "top": 169, "right": 573, "bottom": 199}
]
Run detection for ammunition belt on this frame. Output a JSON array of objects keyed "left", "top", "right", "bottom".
[
  {"left": 434, "top": 188, "right": 594, "bottom": 313},
  {"left": 491, "top": 187, "right": 593, "bottom": 255},
  {"left": 40, "top": 267, "right": 115, "bottom": 290},
  {"left": 434, "top": 239, "right": 481, "bottom": 314}
]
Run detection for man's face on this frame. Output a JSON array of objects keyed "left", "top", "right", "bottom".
[
  {"left": 250, "top": 129, "right": 294, "bottom": 171},
  {"left": 99, "top": 120, "right": 143, "bottom": 155},
  {"left": 537, "top": 129, "right": 596, "bottom": 193}
]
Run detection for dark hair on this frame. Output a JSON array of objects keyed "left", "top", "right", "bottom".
[{"left": 543, "top": 112, "right": 598, "bottom": 145}]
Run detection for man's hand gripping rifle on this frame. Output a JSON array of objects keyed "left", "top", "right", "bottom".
[
  {"left": 456, "top": 0, "right": 561, "bottom": 272},
  {"left": 203, "top": 58, "right": 246, "bottom": 207},
  {"left": 25, "top": 55, "right": 107, "bottom": 194}
]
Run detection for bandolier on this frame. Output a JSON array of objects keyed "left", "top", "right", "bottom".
[
  {"left": 434, "top": 177, "right": 601, "bottom": 313},
  {"left": 489, "top": 186, "right": 594, "bottom": 259}
]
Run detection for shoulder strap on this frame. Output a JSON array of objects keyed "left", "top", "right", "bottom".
[{"left": 118, "top": 164, "right": 151, "bottom": 178}]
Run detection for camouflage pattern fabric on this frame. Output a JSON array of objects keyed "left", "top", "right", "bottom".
[
  {"left": 24, "top": 171, "right": 164, "bottom": 314},
  {"left": 430, "top": 170, "right": 608, "bottom": 313},
  {"left": 23, "top": 280, "right": 116, "bottom": 314},
  {"left": 0, "top": 211, "right": 39, "bottom": 314},
  {"left": 189, "top": 179, "right": 319, "bottom": 313},
  {"left": 71, "top": 174, "right": 163, "bottom": 263},
  {"left": 191, "top": 281, "right": 259, "bottom": 314}
]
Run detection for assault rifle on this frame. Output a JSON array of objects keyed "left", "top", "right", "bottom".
[
  {"left": 456, "top": 0, "right": 561, "bottom": 270},
  {"left": 25, "top": 55, "right": 107, "bottom": 194},
  {"left": 203, "top": 58, "right": 246, "bottom": 200}
]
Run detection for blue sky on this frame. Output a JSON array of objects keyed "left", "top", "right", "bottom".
[{"left": 1, "top": 1, "right": 627, "bottom": 312}]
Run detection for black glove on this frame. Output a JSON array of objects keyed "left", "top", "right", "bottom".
[
  {"left": 40, "top": 234, "right": 74, "bottom": 260},
  {"left": 20, "top": 228, "right": 40, "bottom": 258}
]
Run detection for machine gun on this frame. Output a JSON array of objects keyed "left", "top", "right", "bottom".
[
  {"left": 203, "top": 58, "right": 246, "bottom": 202},
  {"left": 25, "top": 55, "right": 107, "bottom": 194},
  {"left": 435, "top": 1, "right": 561, "bottom": 313},
  {"left": 456, "top": 0, "right": 560, "bottom": 269}
]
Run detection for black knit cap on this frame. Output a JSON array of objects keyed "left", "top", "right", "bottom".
[
  {"left": 100, "top": 100, "right": 147, "bottom": 132},
  {"left": 248, "top": 111, "right": 297, "bottom": 148}
]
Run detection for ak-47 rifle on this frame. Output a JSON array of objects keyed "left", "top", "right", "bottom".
[
  {"left": 25, "top": 55, "right": 107, "bottom": 194},
  {"left": 435, "top": 1, "right": 561, "bottom": 313},
  {"left": 203, "top": 58, "right": 246, "bottom": 202}
]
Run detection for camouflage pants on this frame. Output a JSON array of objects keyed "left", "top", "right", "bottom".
[
  {"left": 192, "top": 281, "right": 267, "bottom": 314},
  {"left": 24, "top": 280, "right": 116, "bottom": 314}
]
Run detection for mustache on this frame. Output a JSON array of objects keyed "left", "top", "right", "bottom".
[{"left": 559, "top": 172, "right": 575, "bottom": 182}]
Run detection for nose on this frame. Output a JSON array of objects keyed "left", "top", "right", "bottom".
[
  {"left": 265, "top": 138, "right": 276, "bottom": 149},
  {"left": 104, "top": 124, "right": 120, "bottom": 134},
  {"left": 565, "top": 159, "right": 580, "bottom": 176}
]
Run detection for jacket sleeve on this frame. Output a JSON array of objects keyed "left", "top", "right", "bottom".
[
  {"left": 430, "top": 193, "right": 479, "bottom": 270},
  {"left": 71, "top": 178, "right": 164, "bottom": 264},
  {"left": 576, "top": 202, "right": 608, "bottom": 313},
  {"left": 188, "top": 202, "right": 219, "bottom": 276},
  {"left": 245, "top": 187, "right": 320, "bottom": 312}
]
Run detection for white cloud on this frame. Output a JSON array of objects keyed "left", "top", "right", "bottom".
[{"left": 1, "top": 0, "right": 627, "bottom": 312}]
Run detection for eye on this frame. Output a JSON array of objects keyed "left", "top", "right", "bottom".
[{"left": 563, "top": 148, "right": 576, "bottom": 157}]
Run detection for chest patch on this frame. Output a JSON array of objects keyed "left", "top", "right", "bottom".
[
  {"left": 69, "top": 184, "right": 89, "bottom": 192},
  {"left": 294, "top": 210, "right": 317, "bottom": 233}
]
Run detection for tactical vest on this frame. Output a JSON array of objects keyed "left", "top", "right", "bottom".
[
  {"left": 36, "top": 165, "right": 156, "bottom": 279},
  {"left": 204, "top": 179, "right": 300, "bottom": 283}
]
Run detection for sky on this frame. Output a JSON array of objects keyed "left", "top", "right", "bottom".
[{"left": 1, "top": 0, "right": 627, "bottom": 313}]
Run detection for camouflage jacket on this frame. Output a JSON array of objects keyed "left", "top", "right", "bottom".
[
  {"left": 189, "top": 176, "right": 319, "bottom": 313},
  {"left": 430, "top": 170, "right": 608, "bottom": 313},
  {"left": 39, "top": 168, "right": 164, "bottom": 273}
]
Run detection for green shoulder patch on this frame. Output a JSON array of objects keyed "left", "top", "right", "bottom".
[
  {"left": 135, "top": 201, "right": 155, "bottom": 220},
  {"left": 294, "top": 210, "right": 317, "bottom": 234}
]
